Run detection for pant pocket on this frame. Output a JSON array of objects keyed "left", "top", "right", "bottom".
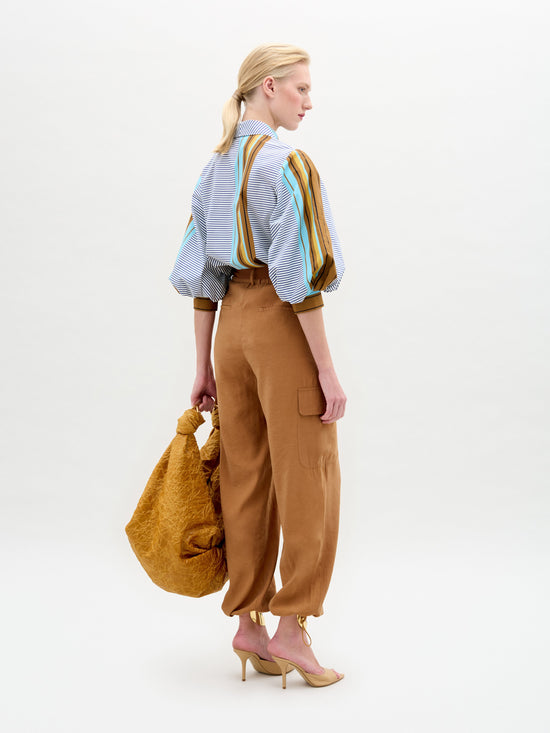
[{"left": 297, "top": 387, "right": 338, "bottom": 469}]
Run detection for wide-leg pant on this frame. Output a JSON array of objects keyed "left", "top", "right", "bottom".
[{"left": 213, "top": 266, "right": 341, "bottom": 617}]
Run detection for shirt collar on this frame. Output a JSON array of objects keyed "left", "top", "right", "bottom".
[{"left": 234, "top": 119, "right": 279, "bottom": 140}]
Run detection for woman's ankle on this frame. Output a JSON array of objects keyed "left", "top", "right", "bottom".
[{"left": 273, "top": 614, "right": 304, "bottom": 640}]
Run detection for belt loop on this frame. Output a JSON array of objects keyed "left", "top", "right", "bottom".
[{"left": 249, "top": 268, "right": 254, "bottom": 285}]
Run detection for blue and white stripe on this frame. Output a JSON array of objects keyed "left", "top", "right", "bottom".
[{"left": 168, "top": 119, "right": 345, "bottom": 306}]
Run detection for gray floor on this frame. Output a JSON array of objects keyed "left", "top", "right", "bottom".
[{"left": 3, "top": 504, "right": 548, "bottom": 733}]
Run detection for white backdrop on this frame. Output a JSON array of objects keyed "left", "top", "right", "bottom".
[{"left": 1, "top": 0, "right": 548, "bottom": 730}]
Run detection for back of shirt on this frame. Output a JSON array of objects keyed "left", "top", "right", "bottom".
[{"left": 169, "top": 119, "right": 345, "bottom": 313}]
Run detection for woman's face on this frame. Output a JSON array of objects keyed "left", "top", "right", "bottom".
[{"left": 271, "top": 62, "right": 313, "bottom": 130}]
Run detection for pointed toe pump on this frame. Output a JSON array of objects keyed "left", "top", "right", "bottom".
[
  {"left": 271, "top": 615, "right": 345, "bottom": 689},
  {"left": 233, "top": 611, "right": 284, "bottom": 680}
]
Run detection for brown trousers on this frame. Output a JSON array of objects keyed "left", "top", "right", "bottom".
[{"left": 213, "top": 266, "right": 341, "bottom": 618}]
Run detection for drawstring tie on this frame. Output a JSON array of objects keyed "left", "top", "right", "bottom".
[
  {"left": 249, "top": 611, "right": 311, "bottom": 645},
  {"left": 249, "top": 610, "right": 265, "bottom": 626},
  {"left": 297, "top": 614, "right": 312, "bottom": 646}
]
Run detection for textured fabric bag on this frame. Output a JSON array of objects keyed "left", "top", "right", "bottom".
[{"left": 125, "top": 405, "right": 228, "bottom": 597}]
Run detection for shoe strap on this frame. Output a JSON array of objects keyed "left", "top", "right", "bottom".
[
  {"left": 297, "top": 614, "right": 312, "bottom": 646},
  {"left": 250, "top": 610, "right": 265, "bottom": 626}
]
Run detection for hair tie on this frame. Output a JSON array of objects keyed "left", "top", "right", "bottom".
[{"left": 232, "top": 90, "right": 243, "bottom": 103}]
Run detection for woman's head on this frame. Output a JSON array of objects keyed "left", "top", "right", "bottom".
[{"left": 213, "top": 43, "right": 312, "bottom": 155}]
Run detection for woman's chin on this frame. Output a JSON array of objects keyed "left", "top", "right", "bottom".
[{"left": 281, "top": 120, "right": 300, "bottom": 132}]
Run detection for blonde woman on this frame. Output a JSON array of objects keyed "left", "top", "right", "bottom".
[{"left": 169, "top": 42, "right": 346, "bottom": 688}]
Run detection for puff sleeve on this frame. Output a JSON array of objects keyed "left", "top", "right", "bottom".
[
  {"left": 267, "top": 149, "right": 345, "bottom": 312},
  {"left": 168, "top": 176, "right": 230, "bottom": 310}
]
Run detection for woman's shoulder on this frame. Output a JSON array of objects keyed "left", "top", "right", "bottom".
[
  {"left": 253, "top": 137, "right": 297, "bottom": 175},
  {"left": 254, "top": 136, "right": 329, "bottom": 185},
  {"left": 196, "top": 136, "right": 318, "bottom": 188},
  {"left": 261, "top": 138, "right": 324, "bottom": 175}
]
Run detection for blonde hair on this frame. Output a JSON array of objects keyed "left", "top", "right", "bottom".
[{"left": 212, "top": 42, "right": 310, "bottom": 155}]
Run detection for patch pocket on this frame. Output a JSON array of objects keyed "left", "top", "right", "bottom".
[{"left": 297, "top": 387, "right": 338, "bottom": 469}]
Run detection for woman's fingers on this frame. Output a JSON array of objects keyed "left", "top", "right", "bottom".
[
  {"left": 191, "top": 372, "right": 217, "bottom": 411},
  {"left": 200, "top": 395, "right": 215, "bottom": 411},
  {"left": 320, "top": 395, "right": 346, "bottom": 423},
  {"left": 193, "top": 394, "right": 215, "bottom": 412},
  {"left": 318, "top": 369, "right": 347, "bottom": 423}
]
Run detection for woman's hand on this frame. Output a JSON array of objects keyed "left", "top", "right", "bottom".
[
  {"left": 318, "top": 366, "right": 347, "bottom": 423},
  {"left": 190, "top": 364, "right": 217, "bottom": 412}
]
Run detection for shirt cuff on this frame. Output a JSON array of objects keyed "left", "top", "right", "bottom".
[
  {"left": 193, "top": 297, "right": 218, "bottom": 311},
  {"left": 291, "top": 293, "right": 324, "bottom": 313}
]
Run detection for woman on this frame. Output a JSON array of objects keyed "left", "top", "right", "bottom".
[{"left": 169, "top": 43, "right": 346, "bottom": 688}]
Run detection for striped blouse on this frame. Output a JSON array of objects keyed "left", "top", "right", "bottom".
[{"left": 168, "top": 119, "right": 345, "bottom": 313}]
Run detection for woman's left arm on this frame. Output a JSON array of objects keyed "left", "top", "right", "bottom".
[
  {"left": 190, "top": 309, "right": 217, "bottom": 411},
  {"left": 296, "top": 308, "right": 346, "bottom": 424}
]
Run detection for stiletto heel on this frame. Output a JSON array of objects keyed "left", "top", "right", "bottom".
[
  {"left": 273, "top": 657, "right": 292, "bottom": 688},
  {"left": 233, "top": 648, "right": 253, "bottom": 681},
  {"left": 271, "top": 615, "right": 344, "bottom": 689},
  {"left": 232, "top": 611, "right": 284, "bottom": 679}
]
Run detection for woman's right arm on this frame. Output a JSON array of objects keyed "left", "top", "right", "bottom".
[
  {"left": 190, "top": 309, "right": 217, "bottom": 411},
  {"left": 296, "top": 308, "right": 346, "bottom": 424}
]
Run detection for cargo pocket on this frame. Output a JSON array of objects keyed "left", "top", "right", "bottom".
[{"left": 297, "top": 387, "right": 338, "bottom": 469}]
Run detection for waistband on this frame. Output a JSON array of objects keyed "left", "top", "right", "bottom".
[
  {"left": 230, "top": 265, "right": 271, "bottom": 284},
  {"left": 225, "top": 265, "right": 325, "bottom": 313}
]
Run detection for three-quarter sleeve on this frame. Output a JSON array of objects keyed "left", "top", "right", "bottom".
[
  {"left": 267, "top": 149, "right": 345, "bottom": 312},
  {"left": 168, "top": 177, "right": 230, "bottom": 307}
]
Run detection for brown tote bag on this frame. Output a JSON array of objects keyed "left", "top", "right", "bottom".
[{"left": 125, "top": 405, "right": 228, "bottom": 597}]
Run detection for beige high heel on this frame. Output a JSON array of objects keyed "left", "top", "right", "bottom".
[
  {"left": 233, "top": 611, "right": 284, "bottom": 680},
  {"left": 271, "top": 615, "right": 344, "bottom": 689}
]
